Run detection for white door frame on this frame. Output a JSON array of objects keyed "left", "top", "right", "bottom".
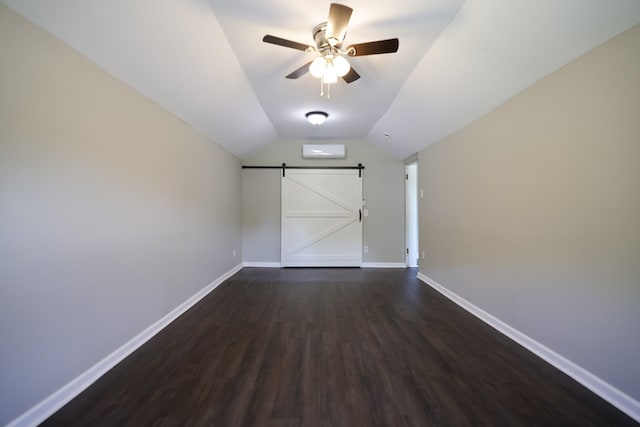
[{"left": 405, "top": 162, "right": 419, "bottom": 267}]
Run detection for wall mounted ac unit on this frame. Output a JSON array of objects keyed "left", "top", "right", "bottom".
[{"left": 302, "top": 144, "right": 345, "bottom": 159}]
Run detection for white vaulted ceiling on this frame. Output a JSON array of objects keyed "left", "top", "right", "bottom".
[{"left": 3, "top": 0, "right": 640, "bottom": 159}]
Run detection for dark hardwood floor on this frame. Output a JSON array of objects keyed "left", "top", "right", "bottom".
[{"left": 42, "top": 268, "right": 637, "bottom": 426}]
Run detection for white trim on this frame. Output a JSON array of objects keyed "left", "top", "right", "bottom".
[
  {"left": 243, "top": 262, "right": 407, "bottom": 269},
  {"left": 361, "top": 262, "right": 407, "bottom": 268},
  {"left": 7, "top": 263, "right": 244, "bottom": 427},
  {"left": 416, "top": 272, "right": 640, "bottom": 423},
  {"left": 242, "top": 262, "right": 281, "bottom": 268}
]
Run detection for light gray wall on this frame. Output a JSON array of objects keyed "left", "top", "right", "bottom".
[
  {"left": 242, "top": 140, "right": 405, "bottom": 264},
  {"left": 242, "top": 168, "right": 281, "bottom": 262},
  {"left": 0, "top": 6, "right": 242, "bottom": 424},
  {"left": 418, "top": 24, "right": 640, "bottom": 400}
]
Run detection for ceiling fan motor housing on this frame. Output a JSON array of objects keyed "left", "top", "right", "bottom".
[{"left": 313, "top": 22, "right": 332, "bottom": 53}]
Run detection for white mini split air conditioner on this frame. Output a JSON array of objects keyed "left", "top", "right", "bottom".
[{"left": 302, "top": 144, "right": 346, "bottom": 159}]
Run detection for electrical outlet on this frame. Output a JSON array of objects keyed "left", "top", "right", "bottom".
[
  {"left": 232, "top": 249, "right": 236, "bottom": 258},
  {"left": 420, "top": 189, "right": 424, "bottom": 199},
  {"left": 363, "top": 209, "right": 368, "bottom": 217},
  {"left": 364, "top": 246, "right": 369, "bottom": 254},
  {"left": 421, "top": 250, "right": 425, "bottom": 259}
]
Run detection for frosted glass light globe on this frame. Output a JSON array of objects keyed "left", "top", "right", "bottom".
[
  {"left": 323, "top": 63, "right": 338, "bottom": 83},
  {"left": 309, "top": 57, "right": 327, "bottom": 78},
  {"left": 333, "top": 56, "right": 351, "bottom": 77}
]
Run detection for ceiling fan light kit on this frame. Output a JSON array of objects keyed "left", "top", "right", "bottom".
[
  {"left": 305, "top": 111, "right": 329, "bottom": 125},
  {"left": 309, "top": 56, "right": 350, "bottom": 80},
  {"left": 263, "top": 3, "right": 399, "bottom": 98}
]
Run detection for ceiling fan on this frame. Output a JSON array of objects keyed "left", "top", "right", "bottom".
[{"left": 263, "top": 3, "right": 399, "bottom": 95}]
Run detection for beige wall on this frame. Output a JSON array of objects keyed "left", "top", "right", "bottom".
[
  {"left": 0, "top": 5, "right": 242, "bottom": 424},
  {"left": 243, "top": 140, "right": 406, "bottom": 264},
  {"left": 418, "top": 24, "right": 640, "bottom": 400}
]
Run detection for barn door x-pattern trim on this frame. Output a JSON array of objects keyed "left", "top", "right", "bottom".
[{"left": 281, "top": 169, "right": 362, "bottom": 267}]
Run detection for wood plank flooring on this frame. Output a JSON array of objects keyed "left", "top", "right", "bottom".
[{"left": 42, "top": 268, "right": 637, "bottom": 426}]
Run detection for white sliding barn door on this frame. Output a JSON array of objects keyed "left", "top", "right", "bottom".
[{"left": 281, "top": 169, "right": 362, "bottom": 267}]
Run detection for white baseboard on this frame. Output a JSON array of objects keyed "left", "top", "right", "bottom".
[
  {"left": 361, "top": 262, "right": 407, "bottom": 268},
  {"left": 242, "top": 262, "right": 407, "bottom": 269},
  {"left": 242, "top": 261, "right": 281, "bottom": 268},
  {"left": 7, "top": 263, "right": 244, "bottom": 427},
  {"left": 417, "top": 272, "right": 640, "bottom": 423}
]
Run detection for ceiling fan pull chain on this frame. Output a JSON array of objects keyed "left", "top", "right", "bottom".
[
  {"left": 327, "top": 81, "right": 331, "bottom": 99},
  {"left": 320, "top": 74, "right": 324, "bottom": 97}
]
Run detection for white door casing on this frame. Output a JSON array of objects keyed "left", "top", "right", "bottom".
[
  {"left": 405, "top": 162, "right": 419, "bottom": 267},
  {"left": 281, "top": 169, "right": 362, "bottom": 267}
]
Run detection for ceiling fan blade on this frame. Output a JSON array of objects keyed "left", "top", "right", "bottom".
[
  {"left": 342, "top": 67, "right": 360, "bottom": 84},
  {"left": 347, "top": 38, "right": 399, "bottom": 56},
  {"left": 263, "top": 35, "right": 311, "bottom": 52},
  {"left": 326, "top": 3, "right": 353, "bottom": 46},
  {"left": 286, "top": 61, "right": 312, "bottom": 79}
]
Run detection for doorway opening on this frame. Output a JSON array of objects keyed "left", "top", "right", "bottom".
[{"left": 405, "top": 161, "right": 418, "bottom": 267}]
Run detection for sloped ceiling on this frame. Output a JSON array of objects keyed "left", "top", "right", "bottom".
[{"left": 3, "top": 0, "right": 640, "bottom": 159}]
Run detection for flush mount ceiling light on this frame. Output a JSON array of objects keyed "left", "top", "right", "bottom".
[{"left": 305, "top": 111, "right": 328, "bottom": 125}]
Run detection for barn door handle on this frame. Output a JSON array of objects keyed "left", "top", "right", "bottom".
[{"left": 359, "top": 209, "right": 362, "bottom": 222}]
